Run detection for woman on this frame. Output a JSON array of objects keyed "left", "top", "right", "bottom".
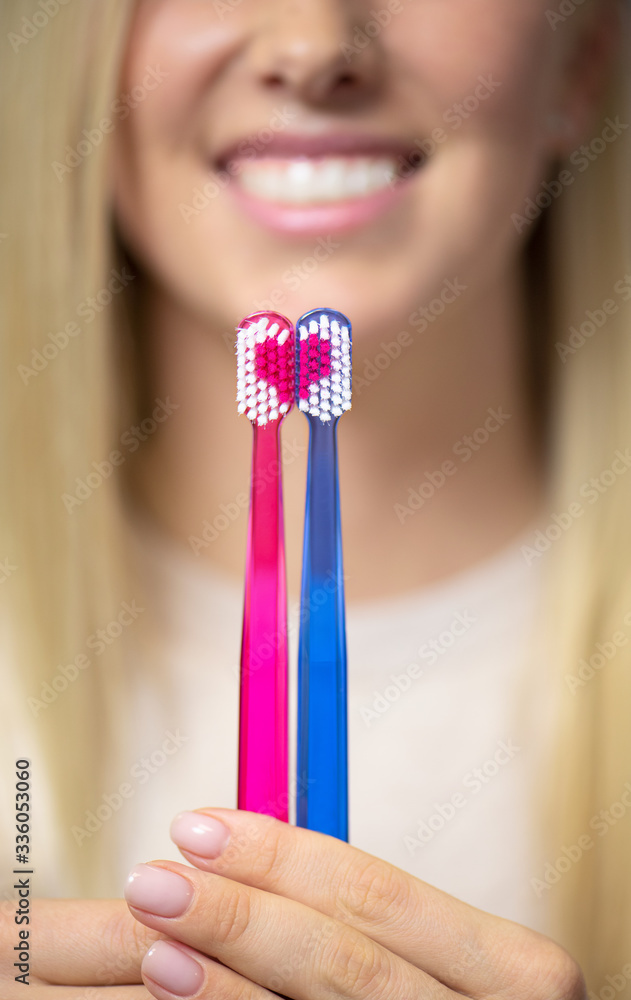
[{"left": 1, "top": 0, "right": 630, "bottom": 995}]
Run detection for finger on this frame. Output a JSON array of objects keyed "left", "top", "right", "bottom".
[
  {"left": 3, "top": 985, "right": 151, "bottom": 999},
  {"left": 124, "top": 860, "right": 452, "bottom": 1000},
  {"left": 23, "top": 900, "right": 160, "bottom": 985},
  {"left": 168, "top": 809, "right": 573, "bottom": 997},
  {"left": 139, "top": 939, "right": 283, "bottom": 1000}
]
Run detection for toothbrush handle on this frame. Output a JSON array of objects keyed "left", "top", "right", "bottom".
[
  {"left": 297, "top": 417, "right": 349, "bottom": 840},
  {"left": 238, "top": 421, "right": 288, "bottom": 820}
]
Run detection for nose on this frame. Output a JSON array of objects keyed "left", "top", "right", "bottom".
[{"left": 248, "top": 0, "right": 385, "bottom": 109}]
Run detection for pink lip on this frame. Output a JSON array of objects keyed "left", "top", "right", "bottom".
[
  {"left": 225, "top": 176, "right": 412, "bottom": 237},
  {"left": 210, "top": 131, "right": 425, "bottom": 237},
  {"left": 215, "top": 132, "right": 420, "bottom": 167}
]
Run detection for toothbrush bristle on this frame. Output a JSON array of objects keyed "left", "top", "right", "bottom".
[
  {"left": 295, "top": 309, "right": 352, "bottom": 422},
  {"left": 236, "top": 312, "right": 295, "bottom": 426}
]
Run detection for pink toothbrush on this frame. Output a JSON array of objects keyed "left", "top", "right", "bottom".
[{"left": 236, "top": 312, "right": 294, "bottom": 820}]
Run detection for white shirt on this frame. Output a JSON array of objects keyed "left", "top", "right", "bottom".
[
  {"left": 0, "top": 516, "right": 558, "bottom": 937},
  {"left": 112, "top": 515, "right": 557, "bottom": 933}
]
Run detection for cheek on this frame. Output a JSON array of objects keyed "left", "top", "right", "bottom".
[
  {"left": 121, "top": 0, "right": 237, "bottom": 105},
  {"left": 390, "top": 2, "right": 559, "bottom": 144},
  {"left": 118, "top": 1, "right": 240, "bottom": 143},
  {"left": 112, "top": 0, "right": 240, "bottom": 260},
  {"left": 386, "top": 2, "right": 562, "bottom": 260}
]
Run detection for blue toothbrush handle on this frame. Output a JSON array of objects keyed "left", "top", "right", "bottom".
[{"left": 297, "top": 416, "right": 348, "bottom": 840}]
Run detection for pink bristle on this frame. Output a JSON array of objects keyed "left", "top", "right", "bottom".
[
  {"left": 298, "top": 335, "right": 331, "bottom": 400},
  {"left": 296, "top": 310, "right": 351, "bottom": 421},
  {"left": 237, "top": 312, "right": 294, "bottom": 425}
]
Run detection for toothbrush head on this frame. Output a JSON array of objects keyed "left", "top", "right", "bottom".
[
  {"left": 236, "top": 311, "right": 295, "bottom": 426},
  {"left": 295, "top": 308, "right": 352, "bottom": 422}
]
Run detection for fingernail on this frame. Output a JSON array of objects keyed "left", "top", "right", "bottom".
[
  {"left": 124, "top": 863, "right": 194, "bottom": 917},
  {"left": 142, "top": 940, "right": 204, "bottom": 997},
  {"left": 170, "top": 811, "right": 231, "bottom": 859}
]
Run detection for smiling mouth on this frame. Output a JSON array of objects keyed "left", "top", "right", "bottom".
[
  {"left": 214, "top": 132, "right": 428, "bottom": 204},
  {"left": 235, "top": 155, "right": 400, "bottom": 206},
  {"left": 212, "top": 135, "right": 427, "bottom": 233}
]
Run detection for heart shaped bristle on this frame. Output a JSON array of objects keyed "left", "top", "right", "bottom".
[
  {"left": 295, "top": 309, "right": 352, "bottom": 422},
  {"left": 236, "top": 312, "right": 295, "bottom": 426}
]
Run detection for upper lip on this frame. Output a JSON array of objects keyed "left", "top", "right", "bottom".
[{"left": 214, "top": 132, "right": 420, "bottom": 170}]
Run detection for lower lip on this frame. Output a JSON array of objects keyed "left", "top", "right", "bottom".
[{"left": 224, "top": 176, "right": 412, "bottom": 237}]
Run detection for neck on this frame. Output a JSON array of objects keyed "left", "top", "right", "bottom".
[{"left": 126, "top": 266, "right": 545, "bottom": 602}]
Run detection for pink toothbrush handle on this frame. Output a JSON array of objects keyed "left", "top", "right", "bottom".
[{"left": 238, "top": 419, "right": 288, "bottom": 820}]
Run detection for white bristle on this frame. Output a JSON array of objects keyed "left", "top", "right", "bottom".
[
  {"left": 236, "top": 315, "right": 294, "bottom": 426},
  {"left": 295, "top": 311, "right": 352, "bottom": 423}
]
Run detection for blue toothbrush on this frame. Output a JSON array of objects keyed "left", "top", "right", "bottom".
[{"left": 295, "top": 308, "right": 352, "bottom": 840}]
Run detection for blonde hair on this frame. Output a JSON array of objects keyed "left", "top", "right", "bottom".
[
  {"left": 0, "top": 0, "right": 629, "bottom": 988},
  {"left": 0, "top": 0, "right": 137, "bottom": 895},
  {"left": 541, "top": 41, "right": 631, "bottom": 973}
]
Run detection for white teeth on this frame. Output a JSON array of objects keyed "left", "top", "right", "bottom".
[{"left": 238, "top": 156, "right": 398, "bottom": 206}]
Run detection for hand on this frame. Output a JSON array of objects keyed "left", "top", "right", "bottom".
[
  {"left": 124, "top": 808, "right": 587, "bottom": 1000},
  {"left": 0, "top": 897, "right": 159, "bottom": 998}
]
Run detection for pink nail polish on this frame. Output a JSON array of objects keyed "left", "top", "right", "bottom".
[
  {"left": 170, "top": 811, "right": 231, "bottom": 859},
  {"left": 143, "top": 940, "right": 204, "bottom": 997},
  {"left": 124, "top": 863, "right": 193, "bottom": 917}
]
